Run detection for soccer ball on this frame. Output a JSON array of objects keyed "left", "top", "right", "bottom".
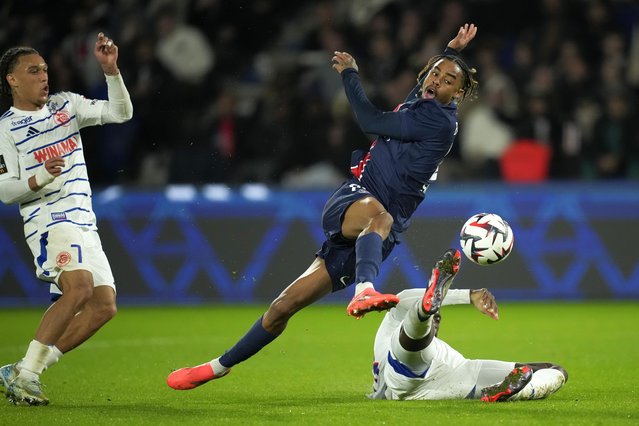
[{"left": 459, "top": 213, "right": 514, "bottom": 265}]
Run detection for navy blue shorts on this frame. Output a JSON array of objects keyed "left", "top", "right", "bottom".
[{"left": 316, "top": 180, "right": 397, "bottom": 292}]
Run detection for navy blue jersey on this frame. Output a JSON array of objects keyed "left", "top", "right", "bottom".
[{"left": 341, "top": 68, "right": 459, "bottom": 235}]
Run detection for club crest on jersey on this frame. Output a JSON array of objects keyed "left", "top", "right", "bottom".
[
  {"left": 51, "top": 212, "right": 67, "bottom": 221},
  {"left": 54, "top": 111, "right": 71, "bottom": 126},
  {"left": 56, "top": 251, "right": 72, "bottom": 267},
  {"left": 47, "top": 100, "right": 59, "bottom": 114},
  {"left": 0, "top": 155, "right": 7, "bottom": 175}
]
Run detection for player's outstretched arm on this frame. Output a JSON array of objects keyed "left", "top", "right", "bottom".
[
  {"left": 447, "top": 23, "right": 478, "bottom": 52},
  {"left": 470, "top": 288, "right": 499, "bottom": 320}
]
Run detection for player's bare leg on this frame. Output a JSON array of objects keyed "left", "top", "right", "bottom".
[
  {"left": 53, "top": 285, "right": 117, "bottom": 353},
  {"left": 34, "top": 270, "right": 95, "bottom": 346},
  {"left": 343, "top": 197, "right": 399, "bottom": 318},
  {"left": 7, "top": 270, "right": 94, "bottom": 405},
  {"left": 167, "top": 258, "right": 333, "bottom": 390}
]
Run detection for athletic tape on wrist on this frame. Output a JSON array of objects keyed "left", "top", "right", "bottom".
[{"left": 34, "top": 166, "right": 55, "bottom": 187}]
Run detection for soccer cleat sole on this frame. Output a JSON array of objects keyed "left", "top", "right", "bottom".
[
  {"left": 6, "top": 380, "right": 49, "bottom": 406},
  {"left": 8, "top": 394, "right": 50, "bottom": 406},
  {"left": 347, "top": 289, "right": 400, "bottom": 319},
  {"left": 481, "top": 366, "right": 533, "bottom": 402},
  {"left": 422, "top": 249, "right": 461, "bottom": 315}
]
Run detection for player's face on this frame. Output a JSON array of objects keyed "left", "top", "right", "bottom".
[
  {"left": 420, "top": 59, "right": 464, "bottom": 104},
  {"left": 6, "top": 54, "right": 49, "bottom": 111}
]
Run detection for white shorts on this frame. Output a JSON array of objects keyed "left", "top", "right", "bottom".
[
  {"left": 27, "top": 224, "right": 116, "bottom": 298},
  {"left": 379, "top": 338, "right": 515, "bottom": 400}
]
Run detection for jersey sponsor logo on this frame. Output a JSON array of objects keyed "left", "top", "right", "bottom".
[
  {"left": 54, "top": 111, "right": 71, "bottom": 127},
  {"left": 56, "top": 251, "right": 72, "bottom": 267},
  {"left": 33, "top": 136, "right": 78, "bottom": 164},
  {"left": 51, "top": 212, "right": 67, "bottom": 221},
  {"left": 0, "top": 155, "right": 7, "bottom": 174},
  {"left": 11, "top": 116, "right": 32, "bottom": 126}
]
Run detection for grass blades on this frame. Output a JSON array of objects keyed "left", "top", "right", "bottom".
[{"left": 1, "top": 302, "right": 638, "bottom": 425}]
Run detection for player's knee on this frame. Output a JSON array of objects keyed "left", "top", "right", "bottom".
[
  {"left": 97, "top": 302, "right": 117, "bottom": 324},
  {"left": 369, "top": 211, "right": 393, "bottom": 238},
  {"left": 379, "top": 211, "right": 394, "bottom": 232},
  {"left": 59, "top": 269, "right": 93, "bottom": 296},
  {"left": 267, "top": 298, "right": 295, "bottom": 322},
  {"left": 61, "top": 280, "right": 94, "bottom": 307}
]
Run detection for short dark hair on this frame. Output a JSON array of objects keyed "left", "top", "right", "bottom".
[
  {"left": 417, "top": 54, "right": 478, "bottom": 104},
  {"left": 0, "top": 47, "right": 40, "bottom": 98}
]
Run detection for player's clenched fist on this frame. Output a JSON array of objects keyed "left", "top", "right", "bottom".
[
  {"left": 94, "top": 32, "right": 119, "bottom": 75},
  {"left": 45, "top": 157, "right": 65, "bottom": 177},
  {"left": 332, "top": 51, "right": 359, "bottom": 74}
]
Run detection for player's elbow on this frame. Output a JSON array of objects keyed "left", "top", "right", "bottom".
[
  {"left": 117, "top": 105, "right": 133, "bottom": 122},
  {"left": 123, "top": 104, "right": 133, "bottom": 121},
  {"left": 0, "top": 181, "right": 31, "bottom": 205}
]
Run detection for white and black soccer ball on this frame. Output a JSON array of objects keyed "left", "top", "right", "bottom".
[{"left": 459, "top": 213, "right": 514, "bottom": 265}]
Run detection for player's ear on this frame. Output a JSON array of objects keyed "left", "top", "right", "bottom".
[{"left": 454, "top": 88, "right": 464, "bottom": 102}]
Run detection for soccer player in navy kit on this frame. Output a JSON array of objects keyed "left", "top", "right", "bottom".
[{"left": 167, "top": 24, "right": 479, "bottom": 391}]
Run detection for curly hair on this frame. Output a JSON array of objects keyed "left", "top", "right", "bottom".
[
  {"left": 417, "top": 54, "right": 478, "bottom": 105},
  {"left": 0, "top": 47, "right": 40, "bottom": 98}
]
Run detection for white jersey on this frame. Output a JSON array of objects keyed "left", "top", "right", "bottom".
[
  {"left": 369, "top": 288, "right": 511, "bottom": 400},
  {"left": 0, "top": 92, "right": 107, "bottom": 243}
]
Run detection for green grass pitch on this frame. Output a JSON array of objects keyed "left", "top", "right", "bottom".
[{"left": 1, "top": 302, "right": 638, "bottom": 425}]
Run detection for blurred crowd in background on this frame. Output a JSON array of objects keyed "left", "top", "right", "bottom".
[{"left": 1, "top": 0, "right": 638, "bottom": 187}]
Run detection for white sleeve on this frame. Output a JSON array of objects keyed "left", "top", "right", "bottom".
[
  {"left": 0, "top": 178, "right": 32, "bottom": 204},
  {"left": 394, "top": 288, "right": 471, "bottom": 308},
  {"left": 442, "top": 289, "right": 471, "bottom": 306},
  {"left": 101, "top": 73, "right": 133, "bottom": 123}
]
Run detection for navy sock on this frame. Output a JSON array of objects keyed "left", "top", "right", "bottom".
[
  {"left": 355, "top": 233, "right": 383, "bottom": 284},
  {"left": 219, "top": 316, "right": 278, "bottom": 368}
]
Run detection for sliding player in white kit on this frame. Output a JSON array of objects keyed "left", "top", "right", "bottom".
[
  {"left": 370, "top": 249, "right": 568, "bottom": 402},
  {"left": 0, "top": 33, "right": 132, "bottom": 406}
]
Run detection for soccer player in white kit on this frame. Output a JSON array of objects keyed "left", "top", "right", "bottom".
[
  {"left": 0, "top": 33, "right": 133, "bottom": 405},
  {"left": 370, "top": 249, "right": 568, "bottom": 402}
]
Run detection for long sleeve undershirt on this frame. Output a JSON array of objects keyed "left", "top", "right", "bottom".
[{"left": 340, "top": 46, "right": 459, "bottom": 141}]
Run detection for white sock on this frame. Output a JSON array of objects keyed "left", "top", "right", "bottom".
[
  {"left": 18, "top": 340, "right": 50, "bottom": 379},
  {"left": 510, "top": 368, "right": 566, "bottom": 401},
  {"left": 209, "top": 357, "right": 229, "bottom": 375},
  {"left": 45, "top": 345, "right": 64, "bottom": 369},
  {"left": 354, "top": 282, "right": 374, "bottom": 295},
  {"left": 403, "top": 301, "right": 433, "bottom": 339}
]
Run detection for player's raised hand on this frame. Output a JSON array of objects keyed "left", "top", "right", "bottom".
[
  {"left": 94, "top": 32, "right": 119, "bottom": 75},
  {"left": 332, "top": 51, "right": 358, "bottom": 74},
  {"left": 470, "top": 288, "right": 499, "bottom": 320},
  {"left": 447, "top": 23, "right": 478, "bottom": 52}
]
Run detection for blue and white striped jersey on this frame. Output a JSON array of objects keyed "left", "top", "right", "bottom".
[{"left": 0, "top": 92, "right": 109, "bottom": 242}]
